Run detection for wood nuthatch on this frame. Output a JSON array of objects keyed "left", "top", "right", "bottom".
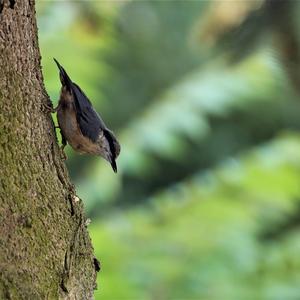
[{"left": 51, "top": 58, "right": 120, "bottom": 173}]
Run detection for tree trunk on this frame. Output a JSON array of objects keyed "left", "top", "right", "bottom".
[{"left": 0, "top": 1, "right": 98, "bottom": 299}]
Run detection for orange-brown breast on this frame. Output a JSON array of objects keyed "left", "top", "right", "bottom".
[{"left": 57, "top": 88, "right": 101, "bottom": 155}]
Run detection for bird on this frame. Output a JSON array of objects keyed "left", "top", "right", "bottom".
[{"left": 51, "top": 58, "right": 120, "bottom": 173}]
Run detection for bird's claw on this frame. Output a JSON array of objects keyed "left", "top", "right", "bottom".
[
  {"left": 43, "top": 103, "right": 55, "bottom": 113},
  {"left": 43, "top": 102, "right": 58, "bottom": 114},
  {"left": 60, "top": 148, "right": 67, "bottom": 161}
]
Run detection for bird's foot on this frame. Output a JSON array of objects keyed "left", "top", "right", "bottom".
[
  {"left": 60, "top": 148, "right": 67, "bottom": 161},
  {"left": 43, "top": 102, "right": 58, "bottom": 114}
]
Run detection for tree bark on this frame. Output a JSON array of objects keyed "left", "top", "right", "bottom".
[{"left": 0, "top": 1, "right": 98, "bottom": 299}]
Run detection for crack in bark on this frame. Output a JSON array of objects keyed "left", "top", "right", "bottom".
[
  {"left": 0, "top": 1, "right": 4, "bottom": 14},
  {"left": 68, "top": 194, "right": 75, "bottom": 216},
  {"left": 9, "top": 0, "right": 15, "bottom": 9},
  {"left": 60, "top": 251, "right": 69, "bottom": 294},
  {"left": 61, "top": 216, "right": 84, "bottom": 294},
  {"left": 60, "top": 278, "right": 68, "bottom": 294},
  {"left": 51, "top": 142, "right": 67, "bottom": 187}
]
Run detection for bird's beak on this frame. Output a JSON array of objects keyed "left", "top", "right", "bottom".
[{"left": 111, "top": 160, "right": 117, "bottom": 173}]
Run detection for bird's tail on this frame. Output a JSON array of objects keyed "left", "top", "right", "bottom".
[{"left": 53, "top": 58, "right": 72, "bottom": 91}]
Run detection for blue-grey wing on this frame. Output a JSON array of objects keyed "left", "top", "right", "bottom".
[{"left": 71, "top": 83, "right": 106, "bottom": 142}]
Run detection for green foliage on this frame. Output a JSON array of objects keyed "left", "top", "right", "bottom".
[{"left": 91, "top": 134, "right": 300, "bottom": 299}]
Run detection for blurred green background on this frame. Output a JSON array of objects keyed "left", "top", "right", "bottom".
[{"left": 37, "top": 1, "right": 300, "bottom": 299}]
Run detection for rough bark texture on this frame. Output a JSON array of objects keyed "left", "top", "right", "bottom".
[{"left": 0, "top": 1, "right": 98, "bottom": 299}]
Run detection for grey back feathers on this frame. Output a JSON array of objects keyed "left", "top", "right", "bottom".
[
  {"left": 71, "top": 83, "right": 105, "bottom": 142},
  {"left": 54, "top": 58, "right": 104, "bottom": 142}
]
